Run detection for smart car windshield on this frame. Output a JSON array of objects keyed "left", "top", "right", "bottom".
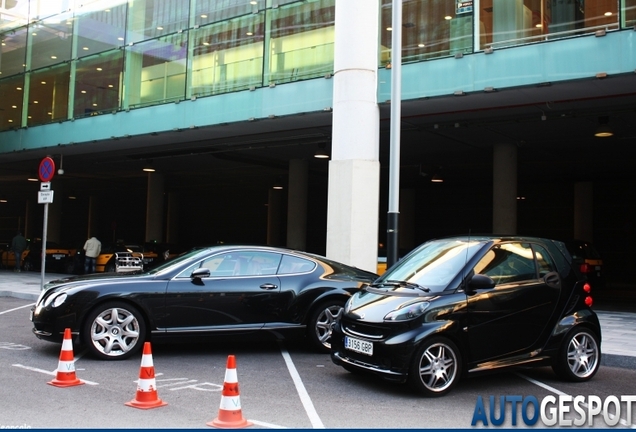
[{"left": 378, "top": 239, "right": 486, "bottom": 292}]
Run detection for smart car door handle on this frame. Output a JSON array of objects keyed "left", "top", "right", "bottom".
[{"left": 260, "top": 283, "right": 278, "bottom": 290}]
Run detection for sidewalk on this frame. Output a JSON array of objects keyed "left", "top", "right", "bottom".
[{"left": 1, "top": 269, "right": 635, "bottom": 363}]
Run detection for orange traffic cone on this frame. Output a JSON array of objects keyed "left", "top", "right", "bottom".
[
  {"left": 48, "top": 328, "right": 84, "bottom": 387},
  {"left": 207, "top": 355, "right": 252, "bottom": 428},
  {"left": 125, "top": 342, "right": 167, "bottom": 409}
]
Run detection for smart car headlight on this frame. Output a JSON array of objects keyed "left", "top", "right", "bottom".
[
  {"left": 43, "top": 292, "right": 67, "bottom": 308},
  {"left": 384, "top": 301, "right": 430, "bottom": 322}
]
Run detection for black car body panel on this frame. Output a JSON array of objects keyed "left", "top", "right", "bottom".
[
  {"left": 32, "top": 246, "right": 378, "bottom": 359},
  {"left": 331, "top": 235, "right": 601, "bottom": 395}
]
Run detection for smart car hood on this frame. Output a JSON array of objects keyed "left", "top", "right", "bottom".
[{"left": 346, "top": 287, "right": 439, "bottom": 322}]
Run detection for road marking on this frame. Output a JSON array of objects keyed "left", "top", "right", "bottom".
[
  {"left": 0, "top": 303, "right": 35, "bottom": 315},
  {"left": 12, "top": 363, "right": 99, "bottom": 385},
  {"left": 279, "top": 343, "right": 324, "bottom": 429},
  {"left": 517, "top": 373, "right": 635, "bottom": 428}
]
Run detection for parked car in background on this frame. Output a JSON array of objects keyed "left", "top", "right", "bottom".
[
  {"left": 22, "top": 240, "right": 74, "bottom": 273},
  {"left": 0, "top": 242, "right": 28, "bottom": 269},
  {"left": 331, "top": 235, "right": 601, "bottom": 396},
  {"left": 565, "top": 240, "right": 604, "bottom": 290},
  {"left": 66, "top": 242, "right": 165, "bottom": 274},
  {"left": 31, "top": 245, "right": 378, "bottom": 360}
]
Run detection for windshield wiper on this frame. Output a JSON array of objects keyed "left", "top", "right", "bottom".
[{"left": 370, "top": 280, "right": 430, "bottom": 293}]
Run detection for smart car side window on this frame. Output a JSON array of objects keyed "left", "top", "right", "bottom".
[
  {"left": 533, "top": 244, "right": 556, "bottom": 278},
  {"left": 474, "top": 242, "right": 537, "bottom": 285}
]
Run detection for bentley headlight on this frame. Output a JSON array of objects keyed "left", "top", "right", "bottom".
[
  {"left": 44, "top": 292, "right": 67, "bottom": 308},
  {"left": 384, "top": 301, "right": 430, "bottom": 322}
]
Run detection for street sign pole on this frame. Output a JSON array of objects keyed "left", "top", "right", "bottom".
[
  {"left": 41, "top": 203, "right": 48, "bottom": 290},
  {"left": 38, "top": 157, "right": 56, "bottom": 291}
]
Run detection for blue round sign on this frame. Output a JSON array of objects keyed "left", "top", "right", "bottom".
[{"left": 39, "top": 156, "right": 55, "bottom": 182}]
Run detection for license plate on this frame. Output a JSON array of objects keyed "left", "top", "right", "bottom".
[
  {"left": 53, "top": 254, "right": 65, "bottom": 259},
  {"left": 344, "top": 336, "right": 373, "bottom": 356}
]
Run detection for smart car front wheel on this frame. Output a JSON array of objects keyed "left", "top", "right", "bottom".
[
  {"left": 83, "top": 301, "right": 146, "bottom": 360},
  {"left": 552, "top": 327, "right": 600, "bottom": 382},
  {"left": 408, "top": 337, "right": 461, "bottom": 397}
]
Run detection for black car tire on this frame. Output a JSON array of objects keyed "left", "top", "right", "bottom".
[
  {"left": 307, "top": 299, "right": 345, "bottom": 353},
  {"left": 552, "top": 327, "right": 600, "bottom": 382},
  {"left": 82, "top": 301, "right": 146, "bottom": 360},
  {"left": 105, "top": 262, "right": 115, "bottom": 273},
  {"left": 408, "top": 337, "right": 461, "bottom": 397}
]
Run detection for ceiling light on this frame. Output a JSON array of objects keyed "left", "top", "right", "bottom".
[
  {"left": 273, "top": 177, "right": 284, "bottom": 189},
  {"left": 143, "top": 160, "right": 156, "bottom": 172},
  {"left": 594, "top": 116, "right": 613, "bottom": 137},
  {"left": 314, "top": 142, "right": 329, "bottom": 159},
  {"left": 431, "top": 167, "right": 444, "bottom": 183}
]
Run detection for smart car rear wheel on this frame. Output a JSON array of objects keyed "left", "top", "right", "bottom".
[
  {"left": 83, "top": 301, "right": 146, "bottom": 360},
  {"left": 408, "top": 337, "right": 461, "bottom": 397},
  {"left": 308, "top": 299, "right": 345, "bottom": 353},
  {"left": 552, "top": 328, "right": 600, "bottom": 382}
]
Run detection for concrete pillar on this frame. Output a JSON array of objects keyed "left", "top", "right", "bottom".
[
  {"left": 492, "top": 143, "right": 517, "bottom": 234},
  {"left": 267, "top": 188, "right": 283, "bottom": 246},
  {"left": 574, "top": 181, "right": 593, "bottom": 242},
  {"left": 166, "top": 192, "right": 179, "bottom": 245},
  {"left": 145, "top": 172, "right": 164, "bottom": 242},
  {"left": 287, "top": 159, "right": 308, "bottom": 251},
  {"left": 326, "top": 0, "right": 380, "bottom": 273}
]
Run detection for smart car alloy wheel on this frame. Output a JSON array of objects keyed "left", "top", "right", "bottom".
[
  {"left": 408, "top": 337, "right": 461, "bottom": 396},
  {"left": 553, "top": 328, "right": 600, "bottom": 381}
]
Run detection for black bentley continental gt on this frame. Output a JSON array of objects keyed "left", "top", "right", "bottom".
[
  {"left": 331, "top": 235, "right": 602, "bottom": 396},
  {"left": 31, "top": 245, "right": 378, "bottom": 360}
]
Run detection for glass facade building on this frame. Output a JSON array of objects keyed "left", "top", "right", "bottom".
[{"left": 1, "top": 0, "right": 634, "bottom": 131}]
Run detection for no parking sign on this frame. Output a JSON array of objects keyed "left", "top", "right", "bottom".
[{"left": 38, "top": 156, "right": 55, "bottom": 182}]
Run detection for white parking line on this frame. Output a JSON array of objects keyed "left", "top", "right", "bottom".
[
  {"left": 517, "top": 373, "right": 636, "bottom": 428},
  {"left": 279, "top": 343, "right": 325, "bottom": 429},
  {"left": 0, "top": 303, "right": 35, "bottom": 315},
  {"left": 12, "top": 363, "right": 99, "bottom": 385}
]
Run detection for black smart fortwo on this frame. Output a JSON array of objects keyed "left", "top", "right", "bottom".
[{"left": 331, "top": 235, "right": 601, "bottom": 396}]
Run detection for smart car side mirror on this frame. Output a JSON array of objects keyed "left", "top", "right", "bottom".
[{"left": 467, "top": 274, "right": 495, "bottom": 293}]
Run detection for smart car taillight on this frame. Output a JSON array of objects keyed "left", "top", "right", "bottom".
[
  {"left": 580, "top": 263, "right": 592, "bottom": 273},
  {"left": 583, "top": 282, "right": 592, "bottom": 293},
  {"left": 585, "top": 296, "right": 593, "bottom": 307}
]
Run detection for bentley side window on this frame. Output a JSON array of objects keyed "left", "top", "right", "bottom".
[{"left": 278, "top": 255, "right": 316, "bottom": 275}]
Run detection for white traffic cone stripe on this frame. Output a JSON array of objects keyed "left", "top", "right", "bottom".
[
  {"left": 224, "top": 368, "right": 238, "bottom": 383},
  {"left": 61, "top": 338, "right": 73, "bottom": 351},
  {"left": 137, "top": 378, "right": 157, "bottom": 392},
  {"left": 140, "top": 353, "right": 153, "bottom": 367},
  {"left": 219, "top": 395, "right": 242, "bottom": 411},
  {"left": 56, "top": 360, "right": 75, "bottom": 372}
]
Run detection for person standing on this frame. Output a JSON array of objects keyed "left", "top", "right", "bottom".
[
  {"left": 11, "top": 231, "right": 27, "bottom": 272},
  {"left": 83, "top": 235, "right": 101, "bottom": 274}
]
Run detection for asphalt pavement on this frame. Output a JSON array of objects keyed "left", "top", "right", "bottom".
[{"left": 1, "top": 269, "right": 634, "bottom": 367}]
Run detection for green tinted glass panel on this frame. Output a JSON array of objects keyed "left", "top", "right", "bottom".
[
  {"left": 1, "top": 25, "right": 27, "bottom": 77},
  {"left": 191, "top": 15, "right": 264, "bottom": 97},
  {"left": 624, "top": 0, "right": 636, "bottom": 27},
  {"left": 0, "top": 0, "right": 27, "bottom": 33},
  {"left": 195, "top": 0, "right": 254, "bottom": 27},
  {"left": 75, "top": 2, "right": 127, "bottom": 58},
  {"left": 125, "top": 33, "right": 187, "bottom": 108},
  {"left": 74, "top": 50, "right": 124, "bottom": 118},
  {"left": 27, "top": 63, "right": 70, "bottom": 126},
  {"left": 0, "top": 74, "right": 24, "bottom": 131},
  {"left": 268, "top": 0, "right": 335, "bottom": 84},
  {"left": 29, "top": 19, "right": 73, "bottom": 70},
  {"left": 127, "top": 0, "right": 190, "bottom": 44}
]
